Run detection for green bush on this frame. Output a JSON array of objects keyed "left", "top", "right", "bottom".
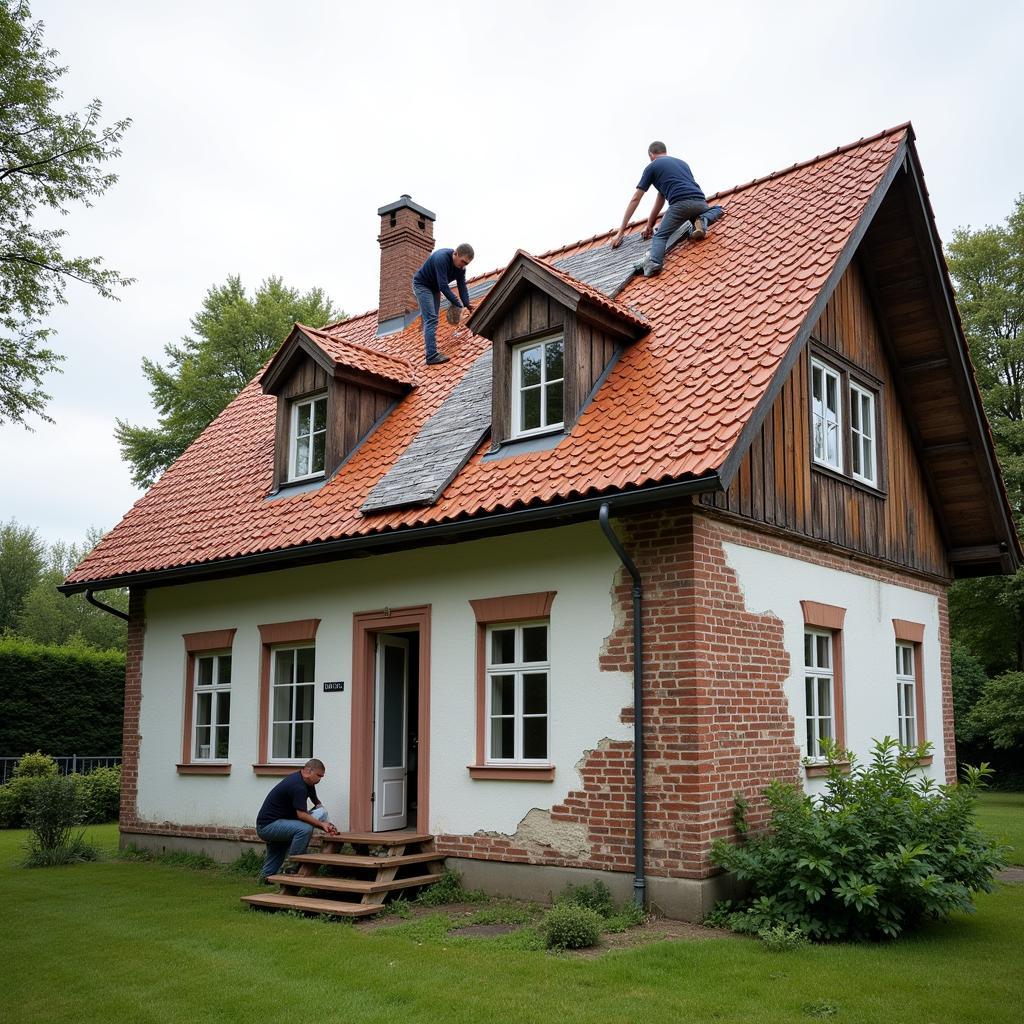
[
  {"left": 554, "top": 879, "right": 616, "bottom": 918},
  {"left": 76, "top": 766, "right": 121, "bottom": 823},
  {"left": 540, "top": 902, "right": 603, "bottom": 950},
  {"left": 21, "top": 774, "right": 99, "bottom": 867},
  {"left": 758, "top": 923, "right": 809, "bottom": 951},
  {"left": 0, "top": 775, "right": 43, "bottom": 828},
  {"left": 711, "top": 738, "right": 1006, "bottom": 941},
  {"left": 12, "top": 751, "right": 58, "bottom": 777}
]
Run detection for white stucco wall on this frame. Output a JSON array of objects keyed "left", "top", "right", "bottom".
[
  {"left": 722, "top": 541, "right": 946, "bottom": 790},
  {"left": 136, "top": 521, "right": 633, "bottom": 834}
]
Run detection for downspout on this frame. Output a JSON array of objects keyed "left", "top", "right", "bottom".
[
  {"left": 84, "top": 589, "right": 130, "bottom": 622},
  {"left": 598, "top": 502, "right": 645, "bottom": 907}
]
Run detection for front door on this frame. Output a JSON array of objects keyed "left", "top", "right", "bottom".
[{"left": 373, "top": 634, "right": 409, "bottom": 831}]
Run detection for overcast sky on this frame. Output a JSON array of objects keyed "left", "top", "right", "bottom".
[{"left": 3, "top": 0, "right": 1023, "bottom": 548}]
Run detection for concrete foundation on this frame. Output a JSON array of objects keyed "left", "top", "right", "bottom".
[{"left": 120, "top": 830, "right": 263, "bottom": 864}]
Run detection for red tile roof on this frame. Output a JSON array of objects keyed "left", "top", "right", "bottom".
[
  {"left": 287, "top": 322, "right": 418, "bottom": 388},
  {"left": 67, "top": 126, "right": 910, "bottom": 587}
]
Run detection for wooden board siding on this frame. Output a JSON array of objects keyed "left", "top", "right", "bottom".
[{"left": 702, "top": 260, "right": 950, "bottom": 578}]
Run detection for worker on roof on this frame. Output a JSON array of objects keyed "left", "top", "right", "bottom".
[
  {"left": 610, "top": 141, "right": 711, "bottom": 276},
  {"left": 413, "top": 243, "right": 475, "bottom": 365}
]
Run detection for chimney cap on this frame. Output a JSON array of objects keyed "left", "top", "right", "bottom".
[{"left": 377, "top": 195, "right": 436, "bottom": 220}]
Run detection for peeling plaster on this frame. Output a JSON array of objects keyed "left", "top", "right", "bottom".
[{"left": 477, "top": 807, "right": 592, "bottom": 860}]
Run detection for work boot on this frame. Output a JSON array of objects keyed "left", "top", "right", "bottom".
[
  {"left": 642, "top": 261, "right": 663, "bottom": 278},
  {"left": 691, "top": 216, "right": 707, "bottom": 241},
  {"left": 426, "top": 352, "right": 450, "bottom": 365}
]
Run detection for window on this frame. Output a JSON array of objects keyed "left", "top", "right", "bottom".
[
  {"left": 289, "top": 393, "right": 327, "bottom": 480},
  {"left": 193, "top": 652, "right": 231, "bottom": 760},
  {"left": 271, "top": 645, "right": 315, "bottom": 760},
  {"left": 895, "top": 641, "right": 917, "bottom": 747},
  {"left": 811, "top": 358, "right": 842, "bottom": 471},
  {"left": 512, "top": 336, "right": 564, "bottom": 437},
  {"left": 486, "top": 622, "right": 549, "bottom": 763},
  {"left": 804, "top": 629, "right": 835, "bottom": 760},
  {"left": 850, "top": 382, "right": 877, "bottom": 486}
]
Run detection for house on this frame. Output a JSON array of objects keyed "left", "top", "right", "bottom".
[{"left": 62, "top": 124, "right": 1019, "bottom": 920}]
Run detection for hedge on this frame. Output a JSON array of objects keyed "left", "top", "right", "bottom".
[{"left": 0, "top": 638, "right": 125, "bottom": 756}]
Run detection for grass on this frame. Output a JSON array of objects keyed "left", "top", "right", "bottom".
[
  {"left": 976, "top": 791, "right": 1024, "bottom": 865},
  {"left": 1, "top": 823, "right": 1023, "bottom": 1022}
]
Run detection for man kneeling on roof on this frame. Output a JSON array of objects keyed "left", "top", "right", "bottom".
[
  {"left": 256, "top": 757, "right": 339, "bottom": 882},
  {"left": 413, "top": 242, "right": 475, "bottom": 365},
  {"left": 610, "top": 141, "right": 710, "bottom": 276}
]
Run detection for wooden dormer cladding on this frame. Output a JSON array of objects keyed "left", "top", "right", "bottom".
[
  {"left": 468, "top": 251, "right": 649, "bottom": 446},
  {"left": 261, "top": 324, "right": 414, "bottom": 492}
]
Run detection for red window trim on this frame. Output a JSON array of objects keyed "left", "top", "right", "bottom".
[
  {"left": 180, "top": 628, "right": 237, "bottom": 769},
  {"left": 256, "top": 619, "right": 321, "bottom": 767},
  {"left": 469, "top": 592, "right": 557, "bottom": 776}
]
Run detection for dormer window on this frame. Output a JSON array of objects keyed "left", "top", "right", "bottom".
[
  {"left": 512, "top": 335, "right": 564, "bottom": 438},
  {"left": 289, "top": 393, "right": 327, "bottom": 480}
]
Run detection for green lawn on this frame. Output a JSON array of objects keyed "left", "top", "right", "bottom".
[
  {"left": 976, "top": 792, "right": 1024, "bottom": 865},
  {"left": 2, "top": 824, "right": 1023, "bottom": 1023}
]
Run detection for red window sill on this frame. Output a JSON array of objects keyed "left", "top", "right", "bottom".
[
  {"left": 252, "top": 763, "right": 303, "bottom": 776},
  {"left": 899, "top": 754, "right": 934, "bottom": 768},
  {"left": 804, "top": 760, "right": 851, "bottom": 778},
  {"left": 176, "top": 763, "right": 231, "bottom": 775},
  {"left": 467, "top": 764, "right": 555, "bottom": 781}
]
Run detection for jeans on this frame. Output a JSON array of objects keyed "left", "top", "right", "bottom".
[
  {"left": 649, "top": 198, "right": 711, "bottom": 267},
  {"left": 414, "top": 283, "right": 441, "bottom": 359},
  {"left": 257, "top": 805, "right": 328, "bottom": 879}
]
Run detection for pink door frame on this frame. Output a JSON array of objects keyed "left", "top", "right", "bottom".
[{"left": 349, "top": 605, "right": 431, "bottom": 833}]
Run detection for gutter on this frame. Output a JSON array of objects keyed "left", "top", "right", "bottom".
[
  {"left": 598, "top": 502, "right": 646, "bottom": 908},
  {"left": 85, "top": 589, "right": 129, "bottom": 622},
  {"left": 60, "top": 473, "right": 720, "bottom": 595}
]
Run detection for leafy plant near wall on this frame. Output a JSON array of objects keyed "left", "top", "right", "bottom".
[{"left": 710, "top": 738, "right": 1006, "bottom": 942}]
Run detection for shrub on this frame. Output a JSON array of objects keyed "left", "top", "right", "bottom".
[
  {"left": 21, "top": 774, "right": 99, "bottom": 867},
  {"left": 540, "top": 902, "right": 603, "bottom": 950},
  {"left": 757, "top": 923, "right": 809, "bottom": 952},
  {"left": 225, "top": 848, "right": 265, "bottom": 877},
  {"left": 554, "top": 880, "right": 616, "bottom": 919},
  {"left": 12, "top": 751, "right": 58, "bottom": 778},
  {"left": 76, "top": 766, "right": 121, "bottom": 823},
  {"left": 0, "top": 775, "right": 39, "bottom": 828},
  {"left": 711, "top": 738, "right": 1006, "bottom": 941},
  {"left": 417, "top": 868, "right": 486, "bottom": 906}
]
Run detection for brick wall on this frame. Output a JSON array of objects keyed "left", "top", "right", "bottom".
[
  {"left": 378, "top": 204, "right": 434, "bottom": 322},
  {"left": 121, "top": 587, "right": 146, "bottom": 828}
]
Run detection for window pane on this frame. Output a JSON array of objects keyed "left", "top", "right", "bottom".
[
  {"left": 197, "top": 656, "right": 213, "bottom": 686},
  {"left": 294, "top": 722, "right": 313, "bottom": 759},
  {"left": 826, "top": 423, "right": 838, "bottom": 464},
  {"left": 816, "top": 634, "right": 830, "bottom": 669},
  {"left": 194, "top": 726, "right": 211, "bottom": 759},
  {"left": 275, "top": 649, "right": 294, "bottom": 686},
  {"left": 491, "top": 629, "right": 515, "bottom": 665},
  {"left": 313, "top": 398, "right": 327, "bottom": 432},
  {"left": 214, "top": 725, "right": 229, "bottom": 760},
  {"left": 817, "top": 678, "right": 832, "bottom": 718},
  {"left": 522, "top": 626, "right": 547, "bottom": 663},
  {"left": 295, "top": 436, "right": 310, "bottom": 476},
  {"left": 804, "top": 633, "right": 812, "bottom": 667},
  {"left": 196, "top": 691, "right": 212, "bottom": 727},
  {"left": 491, "top": 717, "right": 514, "bottom": 759},
  {"left": 812, "top": 365, "right": 823, "bottom": 403},
  {"left": 850, "top": 392, "right": 861, "bottom": 430},
  {"left": 312, "top": 430, "right": 326, "bottom": 473},
  {"left": 523, "top": 716, "right": 547, "bottom": 759},
  {"left": 520, "top": 346, "right": 542, "bottom": 387},
  {"left": 273, "top": 684, "right": 292, "bottom": 722},
  {"left": 491, "top": 674, "right": 515, "bottom": 716},
  {"left": 216, "top": 691, "right": 230, "bottom": 726},
  {"left": 805, "top": 676, "right": 814, "bottom": 714},
  {"left": 217, "top": 655, "right": 232, "bottom": 686},
  {"left": 862, "top": 438, "right": 873, "bottom": 479},
  {"left": 545, "top": 380, "right": 563, "bottom": 426},
  {"left": 818, "top": 717, "right": 833, "bottom": 744},
  {"left": 545, "top": 340, "right": 564, "bottom": 381},
  {"left": 852, "top": 433, "right": 862, "bottom": 474},
  {"left": 272, "top": 723, "right": 290, "bottom": 758},
  {"left": 826, "top": 374, "right": 837, "bottom": 414},
  {"left": 297, "top": 403, "right": 311, "bottom": 435},
  {"left": 806, "top": 718, "right": 815, "bottom": 754},
  {"left": 521, "top": 386, "right": 541, "bottom": 431},
  {"left": 296, "top": 647, "right": 315, "bottom": 683},
  {"left": 295, "top": 683, "right": 314, "bottom": 722},
  {"left": 523, "top": 673, "right": 547, "bottom": 714}
]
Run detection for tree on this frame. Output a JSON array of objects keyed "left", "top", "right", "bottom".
[
  {"left": 1, "top": 1, "right": 131, "bottom": 425},
  {"left": 0, "top": 519, "right": 45, "bottom": 631},
  {"left": 964, "top": 671, "right": 1024, "bottom": 752},
  {"left": 946, "top": 196, "right": 1024, "bottom": 674},
  {"left": 115, "top": 275, "right": 343, "bottom": 487}
]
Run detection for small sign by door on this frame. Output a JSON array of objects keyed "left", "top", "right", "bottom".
[{"left": 323, "top": 681, "right": 345, "bottom": 692}]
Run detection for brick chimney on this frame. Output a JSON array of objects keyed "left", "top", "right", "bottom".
[{"left": 377, "top": 194, "right": 436, "bottom": 327}]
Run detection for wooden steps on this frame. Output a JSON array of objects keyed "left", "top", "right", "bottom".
[{"left": 241, "top": 830, "right": 442, "bottom": 919}]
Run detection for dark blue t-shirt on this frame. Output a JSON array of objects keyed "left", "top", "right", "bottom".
[
  {"left": 637, "top": 156, "right": 705, "bottom": 205},
  {"left": 413, "top": 248, "right": 471, "bottom": 308},
  {"left": 256, "top": 771, "right": 318, "bottom": 830}
]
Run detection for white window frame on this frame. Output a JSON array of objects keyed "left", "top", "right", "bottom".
[
  {"left": 193, "top": 652, "right": 231, "bottom": 761},
  {"left": 270, "top": 644, "right": 316, "bottom": 761},
  {"left": 484, "top": 620, "right": 550, "bottom": 764},
  {"left": 511, "top": 335, "right": 564, "bottom": 439},
  {"left": 849, "top": 381, "right": 878, "bottom": 487},
  {"left": 288, "top": 392, "right": 328, "bottom": 481},
  {"left": 896, "top": 641, "right": 917, "bottom": 748},
  {"left": 811, "top": 358, "right": 843, "bottom": 472},
  {"left": 804, "top": 629, "right": 835, "bottom": 761}
]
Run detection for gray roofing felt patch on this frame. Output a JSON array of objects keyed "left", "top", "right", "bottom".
[{"left": 360, "top": 348, "right": 493, "bottom": 514}]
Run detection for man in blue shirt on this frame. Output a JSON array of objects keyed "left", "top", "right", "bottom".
[
  {"left": 256, "top": 757, "right": 339, "bottom": 881},
  {"left": 610, "top": 141, "right": 711, "bottom": 275},
  {"left": 412, "top": 243, "right": 475, "bottom": 364}
]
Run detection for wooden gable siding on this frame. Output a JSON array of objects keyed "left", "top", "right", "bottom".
[
  {"left": 701, "top": 260, "right": 950, "bottom": 577},
  {"left": 273, "top": 354, "right": 392, "bottom": 490}
]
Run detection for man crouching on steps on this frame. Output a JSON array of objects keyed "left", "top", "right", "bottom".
[
  {"left": 256, "top": 757, "right": 339, "bottom": 882},
  {"left": 413, "top": 242, "right": 475, "bottom": 364}
]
